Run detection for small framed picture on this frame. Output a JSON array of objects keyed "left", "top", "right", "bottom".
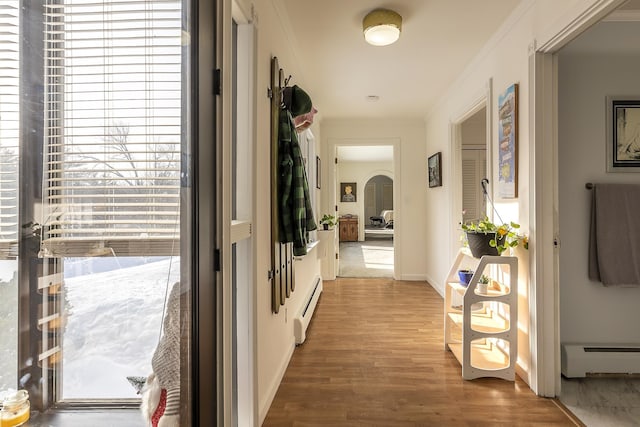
[
  {"left": 428, "top": 152, "right": 442, "bottom": 188},
  {"left": 607, "top": 96, "right": 640, "bottom": 172},
  {"left": 315, "top": 156, "right": 321, "bottom": 189},
  {"left": 340, "top": 182, "right": 356, "bottom": 202}
]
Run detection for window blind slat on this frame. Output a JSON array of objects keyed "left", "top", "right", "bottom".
[
  {"left": 42, "top": 0, "right": 182, "bottom": 256},
  {"left": 0, "top": 0, "right": 19, "bottom": 257}
]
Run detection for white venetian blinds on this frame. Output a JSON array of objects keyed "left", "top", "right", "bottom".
[
  {"left": 42, "top": 0, "right": 182, "bottom": 256},
  {"left": 0, "top": 0, "right": 19, "bottom": 259}
]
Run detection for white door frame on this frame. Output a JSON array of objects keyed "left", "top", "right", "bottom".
[
  {"left": 529, "top": 0, "right": 625, "bottom": 397},
  {"left": 449, "top": 79, "right": 493, "bottom": 261},
  {"left": 328, "top": 138, "right": 401, "bottom": 279}
]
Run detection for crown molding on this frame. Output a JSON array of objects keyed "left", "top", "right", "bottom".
[{"left": 603, "top": 9, "right": 640, "bottom": 21}]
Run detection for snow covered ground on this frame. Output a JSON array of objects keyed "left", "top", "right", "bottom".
[{"left": 62, "top": 257, "right": 180, "bottom": 399}]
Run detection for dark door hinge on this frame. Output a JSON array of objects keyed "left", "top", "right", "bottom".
[
  {"left": 334, "top": 157, "right": 338, "bottom": 164},
  {"left": 214, "top": 69, "right": 221, "bottom": 95},
  {"left": 214, "top": 249, "right": 221, "bottom": 271}
]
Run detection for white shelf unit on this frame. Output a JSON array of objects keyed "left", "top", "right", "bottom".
[{"left": 444, "top": 248, "right": 518, "bottom": 380}]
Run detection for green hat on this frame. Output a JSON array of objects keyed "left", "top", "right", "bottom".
[{"left": 284, "top": 85, "right": 312, "bottom": 117}]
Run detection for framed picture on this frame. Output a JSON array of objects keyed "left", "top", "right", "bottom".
[
  {"left": 498, "top": 83, "right": 518, "bottom": 198},
  {"left": 340, "top": 182, "right": 356, "bottom": 202},
  {"left": 607, "top": 96, "right": 640, "bottom": 172},
  {"left": 428, "top": 152, "right": 442, "bottom": 188},
  {"left": 315, "top": 156, "right": 321, "bottom": 189}
]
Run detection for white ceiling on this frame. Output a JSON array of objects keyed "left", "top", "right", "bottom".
[
  {"left": 337, "top": 145, "right": 394, "bottom": 162},
  {"left": 276, "top": 0, "right": 522, "bottom": 120},
  {"left": 561, "top": 20, "right": 640, "bottom": 55}
]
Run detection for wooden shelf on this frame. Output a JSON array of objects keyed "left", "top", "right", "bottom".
[
  {"left": 447, "top": 282, "right": 508, "bottom": 297},
  {"left": 447, "top": 309, "right": 509, "bottom": 334},
  {"left": 448, "top": 341, "right": 510, "bottom": 371}
]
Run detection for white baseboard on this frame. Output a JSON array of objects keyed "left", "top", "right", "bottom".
[
  {"left": 400, "top": 273, "right": 429, "bottom": 281},
  {"left": 424, "top": 273, "right": 444, "bottom": 297},
  {"left": 259, "top": 342, "right": 295, "bottom": 425}
]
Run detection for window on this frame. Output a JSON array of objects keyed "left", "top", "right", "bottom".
[
  {"left": 41, "top": 0, "right": 182, "bottom": 256},
  {"left": 6, "top": 0, "right": 196, "bottom": 414},
  {"left": 0, "top": 0, "right": 19, "bottom": 392},
  {"left": 298, "top": 128, "right": 318, "bottom": 239},
  {"left": 38, "top": 0, "right": 184, "bottom": 401}
]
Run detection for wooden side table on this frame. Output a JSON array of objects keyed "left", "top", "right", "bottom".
[{"left": 339, "top": 216, "right": 358, "bottom": 241}]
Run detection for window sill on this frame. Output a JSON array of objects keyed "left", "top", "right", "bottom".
[
  {"left": 294, "top": 240, "right": 319, "bottom": 261},
  {"left": 27, "top": 408, "right": 144, "bottom": 427}
]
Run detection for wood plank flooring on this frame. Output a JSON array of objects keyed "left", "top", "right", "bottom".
[{"left": 263, "top": 278, "right": 575, "bottom": 426}]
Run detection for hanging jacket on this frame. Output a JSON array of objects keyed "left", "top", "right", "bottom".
[{"left": 278, "top": 108, "right": 317, "bottom": 256}]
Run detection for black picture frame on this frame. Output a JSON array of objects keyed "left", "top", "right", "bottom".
[
  {"left": 607, "top": 96, "right": 640, "bottom": 172},
  {"left": 315, "top": 156, "right": 321, "bottom": 189},
  {"left": 340, "top": 182, "right": 357, "bottom": 202},
  {"left": 428, "top": 152, "right": 442, "bottom": 188}
]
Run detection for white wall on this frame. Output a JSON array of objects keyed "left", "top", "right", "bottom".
[
  {"left": 246, "top": 0, "right": 622, "bottom": 416},
  {"left": 422, "top": 0, "right": 621, "bottom": 384},
  {"left": 558, "top": 22, "right": 640, "bottom": 345},
  {"left": 425, "top": 3, "right": 533, "bottom": 298},
  {"left": 251, "top": 1, "right": 323, "bottom": 423},
  {"left": 321, "top": 119, "right": 428, "bottom": 281},
  {"left": 337, "top": 160, "right": 393, "bottom": 240},
  {"left": 461, "top": 108, "right": 487, "bottom": 148}
]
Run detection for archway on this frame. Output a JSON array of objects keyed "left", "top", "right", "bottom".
[{"left": 363, "top": 174, "right": 394, "bottom": 237}]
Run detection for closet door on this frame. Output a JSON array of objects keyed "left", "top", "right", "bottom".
[{"left": 462, "top": 149, "right": 487, "bottom": 223}]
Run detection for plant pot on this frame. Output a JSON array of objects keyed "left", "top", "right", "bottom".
[
  {"left": 465, "top": 231, "right": 504, "bottom": 258},
  {"left": 323, "top": 224, "right": 329, "bottom": 230},
  {"left": 457, "top": 269, "right": 474, "bottom": 287}
]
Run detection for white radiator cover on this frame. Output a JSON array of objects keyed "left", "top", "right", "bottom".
[
  {"left": 562, "top": 344, "right": 640, "bottom": 377},
  {"left": 294, "top": 275, "right": 322, "bottom": 344}
]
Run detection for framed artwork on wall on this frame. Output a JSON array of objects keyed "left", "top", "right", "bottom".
[
  {"left": 606, "top": 96, "right": 640, "bottom": 172},
  {"left": 340, "top": 182, "right": 356, "bottom": 202},
  {"left": 498, "top": 83, "right": 518, "bottom": 198},
  {"left": 316, "top": 156, "right": 321, "bottom": 189},
  {"left": 428, "top": 152, "right": 442, "bottom": 188}
]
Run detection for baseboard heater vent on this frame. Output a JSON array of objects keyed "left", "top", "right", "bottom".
[
  {"left": 293, "top": 275, "right": 322, "bottom": 345},
  {"left": 562, "top": 344, "right": 640, "bottom": 377}
]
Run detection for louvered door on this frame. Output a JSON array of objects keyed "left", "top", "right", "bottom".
[{"left": 462, "top": 149, "right": 487, "bottom": 223}]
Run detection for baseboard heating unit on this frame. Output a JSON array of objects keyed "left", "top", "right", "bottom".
[
  {"left": 293, "top": 275, "right": 322, "bottom": 345},
  {"left": 562, "top": 344, "right": 640, "bottom": 377}
]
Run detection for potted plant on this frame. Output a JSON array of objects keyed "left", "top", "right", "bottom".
[
  {"left": 457, "top": 269, "right": 474, "bottom": 287},
  {"left": 461, "top": 216, "right": 528, "bottom": 257},
  {"left": 319, "top": 214, "right": 336, "bottom": 230},
  {"left": 477, "top": 274, "right": 490, "bottom": 294}
]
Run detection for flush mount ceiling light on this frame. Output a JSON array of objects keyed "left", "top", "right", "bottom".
[{"left": 363, "top": 8, "right": 402, "bottom": 46}]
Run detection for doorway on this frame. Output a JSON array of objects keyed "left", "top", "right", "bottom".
[
  {"left": 553, "top": 12, "right": 640, "bottom": 427},
  {"left": 460, "top": 107, "right": 488, "bottom": 224},
  {"left": 334, "top": 145, "right": 395, "bottom": 278}
]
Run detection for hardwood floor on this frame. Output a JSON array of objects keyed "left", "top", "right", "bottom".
[{"left": 263, "top": 278, "right": 575, "bottom": 426}]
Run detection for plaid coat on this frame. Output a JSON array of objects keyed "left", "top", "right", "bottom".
[{"left": 278, "top": 108, "right": 317, "bottom": 256}]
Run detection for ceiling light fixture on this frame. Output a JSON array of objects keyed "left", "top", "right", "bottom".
[{"left": 363, "top": 8, "right": 402, "bottom": 46}]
